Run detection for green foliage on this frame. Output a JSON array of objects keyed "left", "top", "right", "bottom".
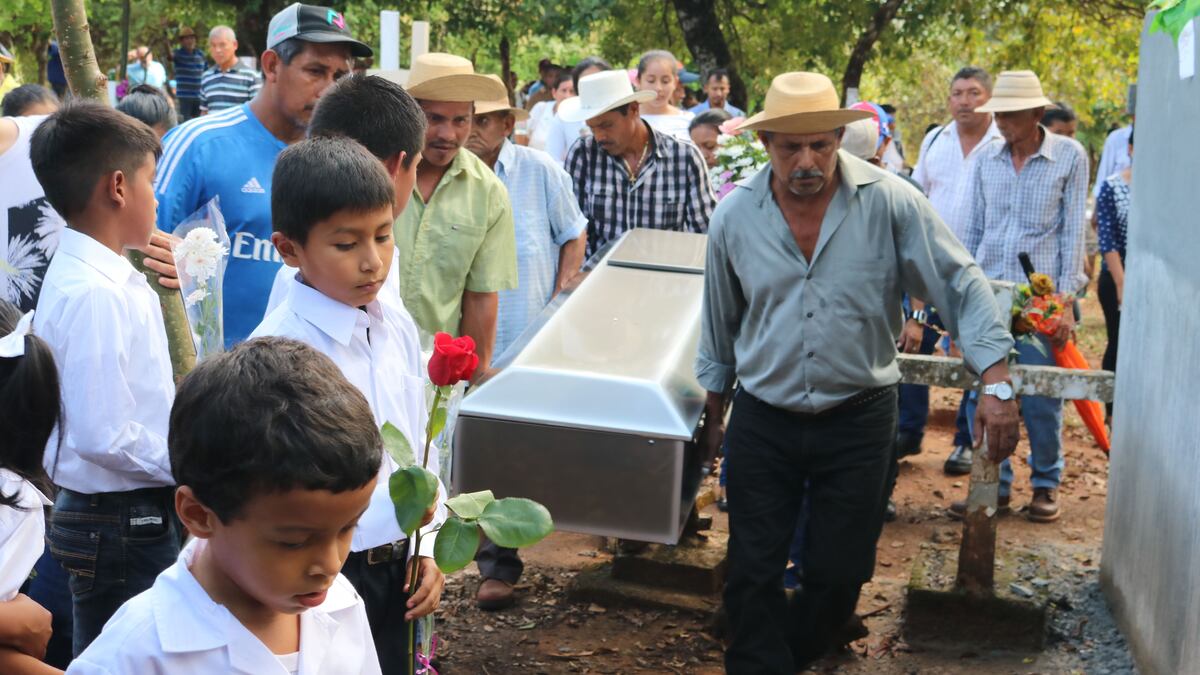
[
  {"left": 432, "top": 516, "right": 480, "bottom": 573},
  {"left": 477, "top": 498, "right": 555, "bottom": 548},
  {"left": 1149, "top": 0, "right": 1200, "bottom": 41},
  {"left": 388, "top": 465, "right": 439, "bottom": 534},
  {"left": 445, "top": 489, "right": 495, "bottom": 519},
  {"left": 381, "top": 422, "right": 415, "bottom": 468}
]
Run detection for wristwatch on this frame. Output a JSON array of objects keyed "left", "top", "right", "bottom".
[
  {"left": 982, "top": 381, "right": 1015, "bottom": 401},
  {"left": 909, "top": 309, "right": 927, "bottom": 324}
]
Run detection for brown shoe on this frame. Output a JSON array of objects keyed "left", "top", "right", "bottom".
[
  {"left": 947, "top": 495, "right": 1011, "bottom": 520},
  {"left": 1027, "top": 488, "right": 1061, "bottom": 522},
  {"left": 476, "top": 578, "right": 515, "bottom": 611}
]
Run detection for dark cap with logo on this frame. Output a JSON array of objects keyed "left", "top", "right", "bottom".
[{"left": 266, "top": 3, "right": 373, "bottom": 58}]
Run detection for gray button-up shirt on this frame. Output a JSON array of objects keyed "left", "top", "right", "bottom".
[{"left": 696, "top": 151, "right": 1013, "bottom": 413}]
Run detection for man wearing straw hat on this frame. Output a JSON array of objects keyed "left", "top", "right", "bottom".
[
  {"left": 560, "top": 69, "right": 716, "bottom": 257},
  {"left": 952, "top": 70, "right": 1089, "bottom": 525},
  {"left": 463, "top": 76, "right": 587, "bottom": 610},
  {"left": 397, "top": 53, "right": 517, "bottom": 375},
  {"left": 696, "top": 71, "right": 1020, "bottom": 672}
]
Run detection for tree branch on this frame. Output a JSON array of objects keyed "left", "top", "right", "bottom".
[
  {"left": 841, "top": 0, "right": 907, "bottom": 102},
  {"left": 50, "top": 0, "right": 109, "bottom": 101}
]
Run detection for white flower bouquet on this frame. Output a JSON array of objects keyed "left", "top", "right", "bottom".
[
  {"left": 709, "top": 117, "right": 770, "bottom": 200},
  {"left": 172, "top": 197, "right": 230, "bottom": 361}
]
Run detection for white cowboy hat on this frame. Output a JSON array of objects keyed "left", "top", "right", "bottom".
[
  {"left": 736, "top": 72, "right": 872, "bottom": 135},
  {"left": 557, "top": 70, "right": 656, "bottom": 123},
  {"left": 474, "top": 74, "right": 530, "bottom": 120},
  {"left": 974, "top": 70, "right": 1055, "bottom": 113},
  {"left": 404, "top": 53, "right": 507, "bottom": 102}
]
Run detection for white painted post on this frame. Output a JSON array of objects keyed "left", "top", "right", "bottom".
[
  {"left": 379, "top": 10, "right": 400, "bottom": 70},
  {"left": 410, "top": 21, "right": 430, "bottom": 64}
]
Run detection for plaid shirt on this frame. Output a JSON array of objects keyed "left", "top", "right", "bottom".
[
  {"left": 960, "top": 127, "right": 1089, "bottom": 294},
  {"left": 565, "top": 121, "right": 716, "bottom": 256}
]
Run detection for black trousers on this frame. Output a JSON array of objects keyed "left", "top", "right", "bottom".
[
  {"left": 341, "top": 550, "right": 410, "bottom": 674},
  {"left": 1097, "top": 269, "right": 1121, "bottom": 418},
  {"left": 724, "top": 387, "right": 897, "bottom": 674},
  {"left": 475, "top": 537, "right": 525, "bottom": 584}
]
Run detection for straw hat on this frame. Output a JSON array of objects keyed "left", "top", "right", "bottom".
[
  {"left": 974, "top": 70, "right": 1055, "bottom": 113},
  {"left": 474, "top": 74, "right": 529, "bottom": 120},
  {"left": 558, "top": 70, "right": 656, "bottom": 123},
  {"left": 736, "top": 72, "right": 872, "bottom": 134},
  {"left": 405, "top": 53, "right": 507, "bottom": 102}
]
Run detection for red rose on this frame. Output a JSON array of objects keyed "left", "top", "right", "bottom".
[{"left": 428, "top": 332, "right": 479, "bottom": 386}]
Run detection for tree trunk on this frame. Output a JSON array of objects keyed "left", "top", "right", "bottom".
[
  {"left": 841, "top": 0, "right": 907, "bottom": 104},
  {"left": 670, "top": 0, "right": 748, "bottom": 112},
  {"left": 51, "top": 0, "right": 198, "bottom": 381},
  {"left": 34, "top": 36, "right": 50, "bottom": 86},
  {"left": 119, "top": 0, "right": 131, "bottom": 83},
  {"left": 499, "top": 35, "right": 511, "bottom": 101},
  {"left": 49, "top": 0, "right": 109, "bottom": 101}
]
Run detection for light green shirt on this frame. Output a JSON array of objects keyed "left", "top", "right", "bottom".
[
  {"left": 697, "top": 150, "right": 1013, "bottom": 413},
  {"left": 394, "top": 149, "right": 517, "bottom": 335}
]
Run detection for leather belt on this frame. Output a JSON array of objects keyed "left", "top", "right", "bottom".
[{"left": 365, "top": 540, "right": 408, "bottom": 565}]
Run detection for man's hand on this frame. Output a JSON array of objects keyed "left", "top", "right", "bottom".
[
  {"left": 136, "top": 231, "right": 181, "bottom": 290},
  {"left": 897, "top": 319, "right": 924, "bottom": 354},
  {"left": 1050, "top": 310, "right": 1076, "bottom": 349},
  {"left": 701, "top": 392, "right": 727, "bottom": 475},
  {"left": 0, "top": 594, "right": 52, "bottom": 660},
  {"left": 404, "top": 556, "right": 445, "bottom": 621},
  {"left": 973, "top": 364, "right": 1021, "bottom": 463}
]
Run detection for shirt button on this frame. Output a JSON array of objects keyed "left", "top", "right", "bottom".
[
  {"left": 809, "top": 385, "right": 816, "bottom": 393},
  {"left": 806, "top": 273, "right": 813, "bottom": 280},
  {"left": 806, "top": 312, "right": 814, "bottom": 318},
  {"left": 807, "top": 352, "right": 814, "bottom": 358}
]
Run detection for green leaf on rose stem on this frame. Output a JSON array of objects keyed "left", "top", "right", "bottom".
[
  {"left": 477, "top": 498, "right": 554, "bottom": 549},
  {"left": 438, "top": 384, "right": 453, "bottom": 398},
  {"left": 433, "top": 516, "right": 481, "bottom": 573},
  {"left": 380, "top": 422, "right": 415, "bottom": 468},
  {"left": 427, "top": 404, "right": 448, "bottom": 441},
  {"left": 445, "top": 490, "right": 495, "bottom": 520},
  {"left": 388, "top": 466, "right": 439, "bottom": 534}
]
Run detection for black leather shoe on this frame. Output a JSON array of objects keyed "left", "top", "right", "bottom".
[
  {"left": 896, "top": 431, "right": 923, "bottom": 458},
  {"left": 943, "top": 444, "right": 973, "bottom": 475}
]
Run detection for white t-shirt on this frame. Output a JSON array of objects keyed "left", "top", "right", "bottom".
[
  {"left": 0, "top": 115, "right": 68, "bottom": 312},
  {"left": 527, "top": 100, "right": 556, "bottom": 152},
  {"left": 0, "top": 468, "right": 52, "bottom": 601},
  {"left": 543, "top": 109, "right": 591, "bottom": 165},
  {"left": 642, "top": 110, "right": 695, "bottom": 142}
]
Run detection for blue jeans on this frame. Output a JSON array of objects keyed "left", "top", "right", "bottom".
[
  {"left": 26, "top": 550, "right": 73, "bottom": 668},
  {"left": 896, "top": 304, "right": 974, "bottom": 447},
  {"left": 965, "top": 335, "right": 1064, "bottom": 497},
  {"left": 47, "top": 487, "right": 181, "bottom": 656}
]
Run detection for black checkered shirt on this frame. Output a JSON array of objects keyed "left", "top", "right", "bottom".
[{"left": 565, "top": 121, "right": 717, "bottom": 256}]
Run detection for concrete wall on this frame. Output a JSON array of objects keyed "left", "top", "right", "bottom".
[{"left": 1101, "top": 15, "right": 1200, "bottom": 675}]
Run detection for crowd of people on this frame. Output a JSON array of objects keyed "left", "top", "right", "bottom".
[{"left": 0, "top": 1, "right": 1136, "bottom": 673}]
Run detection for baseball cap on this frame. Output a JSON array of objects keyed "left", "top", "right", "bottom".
[{"left": 267, "top": 3, "right": 373, "bottom": 58}]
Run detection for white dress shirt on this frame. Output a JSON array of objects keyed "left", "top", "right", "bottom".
[
  {"left": 911, "top": 118, "right": 1003, "bottom": 242},
  {"left": 0, "top": 469, "right": 52, "bottom": 600},
  {"left": 33, "top": 228, "right": 175, "bottom": 493},
  {"left": 1092, "top": 125, "right": 1132, "bottom": 199},
  {"left": 251, "top": 271, "right": 444, "bottom": 554},
  {"left": 67, "top": 539, "right": 381, "bottom": 675}
]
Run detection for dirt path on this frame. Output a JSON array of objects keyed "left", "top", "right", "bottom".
[{"left": 435, "top": 297, "right": 1126, "bottom": 674}]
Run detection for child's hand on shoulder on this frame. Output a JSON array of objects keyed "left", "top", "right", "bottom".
[{"left": 403, "top": 557, "right": 444, "bottom": 621}]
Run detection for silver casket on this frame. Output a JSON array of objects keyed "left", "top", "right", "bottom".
[{"left": 453, "top": 229, "right": 709, "bottom": 544}]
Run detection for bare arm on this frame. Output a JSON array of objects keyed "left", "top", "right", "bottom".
[
  {"left": 0, "top": 647, "right": 62, "bottom": 675},
  {"left": 460, "top": 290, "right": 499, "bottom": 379},
  {"left": 554, "top": 232, "right": 587, "bottom": 297},
  {"left": 0, "top": 595, "right": 51, "bottom": 662}
]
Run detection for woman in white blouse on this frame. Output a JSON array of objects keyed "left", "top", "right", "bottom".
[
  {"left": 544, "top": 57, "right": 610, "bottom": 164},
  {"left": 528, "top": 72, "right": 576, "bottom": 152},
  {"left": 635, "top": 50, "right": 694, "bottom": 141}
]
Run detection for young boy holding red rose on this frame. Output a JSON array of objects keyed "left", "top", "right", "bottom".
[{"left": 250, "top": 136, "right": 446, "bottom": 672}]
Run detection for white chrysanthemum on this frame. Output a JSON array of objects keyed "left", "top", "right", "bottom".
[
  {"left": 174, "top": 227, "right": 228, "bottom": 282},
  {"left": 34, "top": 202, "right": 67, "bottom": 257},
  {"left": 1, "top": 234, "right": 45, "bottom": 305},
  {"left": 725, "top": 143, "right": 747, "bottom": 158},
  {"left": 185, "top": 288, "right": 209, "bottom": 307}
]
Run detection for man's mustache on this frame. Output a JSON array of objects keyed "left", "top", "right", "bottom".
[{"left": 790, "top": 169, "right": 824, "bottom": 181}]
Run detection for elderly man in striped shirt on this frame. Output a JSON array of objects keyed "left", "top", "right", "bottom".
[
  {"left": 954, "top": 70, "right": 1089, "bottom": 524},
  {"left": 200, "top": 26, "right": 261, "bottom": 114}
]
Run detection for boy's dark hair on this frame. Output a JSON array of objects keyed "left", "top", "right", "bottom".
[
  {"left": 1042, "top": 102, "right": 1077, "bottom": 126},
  {"left": 169, "top": 337, "right": 382, "bottom": 523},
  {"left": 271, "top": 136, "right": 394, "bottom": 244},
  {"left": 2, "top": 83, "right": 58, "bottom": 117},
  {"left": 29, "top": 101, "right": 161, "bottom": 221},
  {"left": 0, "top": 300, "right": 59, "bottom": 507},
  {"left": 572, "top": 56, "right": 611, "bottom": 92},
  {"left": 117, "top": 85, "right": 177, "bottom": 132},
  {"left": 951, "top": 66, "right": 993, "bottom": 93},
  {"left": 309, "top": 73, "right": 426, "bottom": 168}
]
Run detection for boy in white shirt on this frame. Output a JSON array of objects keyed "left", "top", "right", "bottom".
[
  {"left": 28, "top": 102, "right": 180, "bottom": 656},
  {"left": 70, "top": 337, "right": 385, "bottom": 674},
  {"left": 251, "top": 132, "right": 445, "bottom": 672}
]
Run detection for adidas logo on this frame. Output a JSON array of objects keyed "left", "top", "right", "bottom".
[{"left": 241, "top": 177, "right": 265, "bottom": 194}]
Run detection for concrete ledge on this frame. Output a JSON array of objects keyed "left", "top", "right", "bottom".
[
  {"left": 611, "top": 531, "right": 729, "bottom": 595},
  {"left": 568, "top": 564, "right": 721, "bottom": 617}
]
